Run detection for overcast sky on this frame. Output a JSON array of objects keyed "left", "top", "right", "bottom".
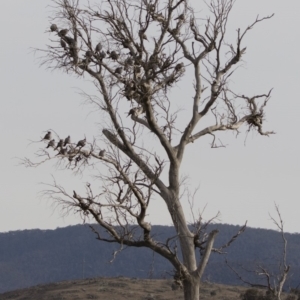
[{"left": 1, "top": 0, "right": 300, "bottom": 234}]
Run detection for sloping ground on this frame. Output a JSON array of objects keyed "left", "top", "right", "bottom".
[{"left": 0, "top": 277, "right": 252, "bottom": 300}]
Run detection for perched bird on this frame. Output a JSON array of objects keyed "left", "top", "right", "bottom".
[
  {"left": 114, "top": 67, "right": 123, "bottom": 75},
  {"left": 124, "top": 88, "right": 135, "bottom": 101},
  {"left": 147, "top": 4, "right": 155, "bottom": 12},
  {"left": 127, "top": 106, "right": 144, "bottom": 117},
  {"left": 60, "top": 39, "right": 67, "bottom": 50},
  {"left": 43, "top": 131, "right": 52, "bottom": 140},
  {"left": 175, "top": 62, "right": 184, "bottom": 72},
  {"left": 152, "top": 13, "right": 164, "bottom": 22},
  {"left": 46, "top": 139, "right": 56, "bottom": 149},
  {"left": 56, "top": 147, "right": 68, "bottom": 156},
  {"left": 54, "top": 139, "right": 64, "bottom": 150},
  {"left": 110, "top": 51, "right": 119, "bottom": 61},
  {"left": 63, "top": 135, "right": 71, "bottom": 147},
  {"left": 85, "top": 50, "right": 93, "bottom": 58},
  {"left": 58, "top": 29, "right": 69, "bottom": 36},
  {"left": 50, "top": 24, "right": 58, "bottom": 32},
  {"left": 64, "top": 36, "right": 75, "bottom": 45},
  {"left": 170, "top": 27, "right": 179, "bottom": 36},
  {"left": 99, "top": 50, "right": 106, "bottom": 59},
  {"left": 46, "top": 139, "right": 55, "bottom": 148},
  {"left": 95, "top": 42, "right": 102, "bottom": 53},
  {"left": 99, "top": 149, "right": 106, "bottom": 157},
  {"left": 125, "top": 57, "right": 134, "bottom": 67},
  {"left": 76, "top": 137, "right": 86, "bottom": 148},
  {"left": 174, "top": 13, "right": 184, "bottom": 21},
  {"left": 151, "top": 63, "right": 159, "bottom": 71},
  {"left": 122, "top": 40, "right": 130, "bottom": 49}
]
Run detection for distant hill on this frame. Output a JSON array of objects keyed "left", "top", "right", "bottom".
[{"left": 0, "top": 224, "right": 299, "bottom": 293}]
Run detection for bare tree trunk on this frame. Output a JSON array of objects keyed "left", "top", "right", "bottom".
[{"left": 183, "top": 277, "right": 200, "bottom": 300}]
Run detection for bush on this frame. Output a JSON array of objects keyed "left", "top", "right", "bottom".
[{"left": 240, "top": 288, "right": 277, "bottom": 300}]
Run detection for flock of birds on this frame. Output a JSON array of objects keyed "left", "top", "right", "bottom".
[
  {"left": 42, "top": 131, "right": 105, "bottom": 165},
  {"left": 49, "top": 6, "right": 186, "bottom": 118},
  {"left": 44, "top": 5, "right": 187, "bottom": 162}
]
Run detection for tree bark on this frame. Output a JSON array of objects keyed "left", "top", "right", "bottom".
[{"left": 183, "top": 277, "right": 200, "bottom": 300}]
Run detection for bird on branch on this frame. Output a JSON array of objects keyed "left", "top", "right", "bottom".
[
  {"left": 50, "top": 24, "right": 58, "bottom": 32},
  {"left": 58, "top": 29, "right": 69, "bottom": 37},
  {"left": 175, "top": 62, "right": 184, "bottom": 72},
  {"left": 174, "top": 14, "right": 184, "bottom": 21},
  {"left": 54, "top": 139, "right": 64, "bottom": 151},
  {"left": 127, "top": 106, "right": 145, "bottom": 117},
  {"left": 60, "top": 39, "right": 67, "bottom": 50},
  {"left": 99, "top": 149, "right": 106, "bottom": 157},
  {"left": 63, "top": 136, "right": 71, "bottom": 147},
  {"left": 46, "top": 139, "right": 56, "bottom": 149},
  {"left": 76, "top": 137, "right": 86, "bottom": 148},
  {"left": 95, "top": 42, "right": 102, "bottom": 53},
  {"left": 85, "top": 50, "right": 93, "bottom": 58},
  {"left": 109, "top": 51, "right": 119, "bottom": 61},
  {"left": 56, "top": 147, "right": 68, "bottom": 156},
  {"left": 43, "top": 131, "right": 52, "bottom": 140},
  {"left": 114, "top": 67, "right": 123, "bottom": 75}
]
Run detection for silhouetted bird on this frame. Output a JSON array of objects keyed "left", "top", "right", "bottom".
[
  {"left": 43, "top": 131, "right": 52, "bottom": 140},
  {"left": 175, "top": 62, "right": 184, "bottom": 72},
  {"left": 54, "top": 139, "right": 64, "bottom": 150},
  {"left": 64, "top": 36, "right": 74, "bottom": 45},
  {"left": 59, "top": 29, "right": 69, "bottom": 36},
  {"left": 170, "top": 27, "right": 179, "bottom": 35},
  {"left": 56, "top": 147, "right": 68, "bottom": 155},
  {"left": 50, "top": 24, "right": 58, "bottom": 32},
  {"left": 95, "top": 42, "right": 102, "bottom": 53},
  {"left": 153, "top": 13, "right": 164, "bottom": 22},
  {"left": 99, "top": 51, "right": 106, "bottom": 59},
  {"left": 151, "top": 63, "right": 159, "bottom": 71},
  {"left": 64, "top": 136, "right": 71, "bottom": 146},
  {"left": 125, "top": 57, "right": 134, "bottom": 67},
  {"left": 114, "top": 67, "right": 123, "bottom": 75},
  {"left": 76, "top": 137, "right": 86, "bottom": 148},
  {"left": 147, "top": 4, "right": 155, "bottom": 12},
  {"left": 99, "top": 149, "right": 106, "bottom": 157},
  {"left": 122, "top": 40, "right": 130, "bottom": 49},
  {"left": 174, "top": 14, "right": 184, "bottom": 21},
  {"left": 60, "top": 39, "right": 67, "bottom": 50},
  {"left": 110, "top": 51, "right": 119, "bottom": 61},
  {"left": 85, "top": 50, "right": 93, "bottom": 58},
  {"left": 127, "top": 106, "right": 144, "bottom": 117},
  {"left": 46, "top": 139, "right": 56, "bottom": 149}
]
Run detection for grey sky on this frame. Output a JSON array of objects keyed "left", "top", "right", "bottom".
[{"left": 1, "top": 0, "right": 299, "bottom": 233}]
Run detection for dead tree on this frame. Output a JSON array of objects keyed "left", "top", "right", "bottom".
[
  {"left": 25, "top": 0, "right": 274, "bottom": 299},
  {"left": 227, "top": 204, "right": 290, "bottom": 300}
]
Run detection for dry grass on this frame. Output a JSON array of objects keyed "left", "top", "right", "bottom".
[{"left": 0, "top": 277, "right": 258, "bottom": 300}]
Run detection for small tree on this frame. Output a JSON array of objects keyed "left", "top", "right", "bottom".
[
  {"left": 25, "top": 0, "right": 274, "bottom": 299},
  {"left": 228, "top": 205, "right": 290, "bottom": 300}
]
